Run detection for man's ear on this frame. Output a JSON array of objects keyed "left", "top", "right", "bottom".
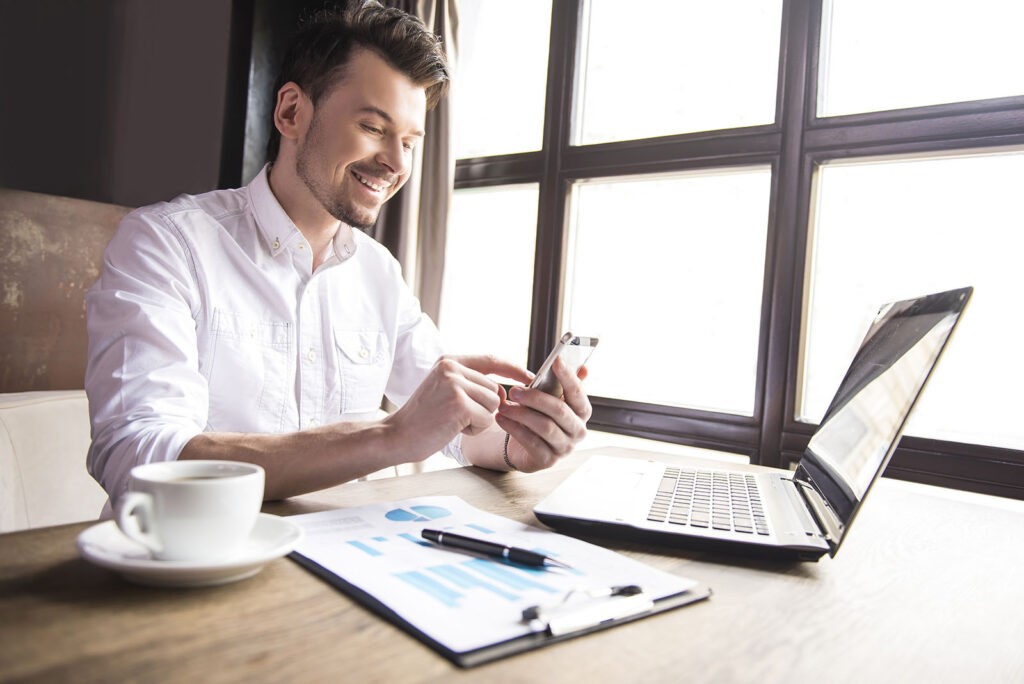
[{"left": 273, "top": 82, "right": 310, "bottom": 142}]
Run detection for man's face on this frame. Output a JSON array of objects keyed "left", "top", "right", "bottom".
[{"left": 295, "top": 48, "right": 427, "bottom": 230}]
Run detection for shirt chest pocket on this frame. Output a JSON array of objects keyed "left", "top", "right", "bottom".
[
  {"left": 206, "top": 309, "right": 291, "bottom": 431},
  {"left": 334, "top": 328, "right": 391, "bottom": 414}
]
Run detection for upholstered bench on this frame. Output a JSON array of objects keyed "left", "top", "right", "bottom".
[{"left": 1, "top": 188, "right": 129, "bottom": 531}]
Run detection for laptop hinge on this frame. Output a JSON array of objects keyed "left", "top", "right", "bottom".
[{"left": 792, "top": 479, "right": 843, "bottom": 547}]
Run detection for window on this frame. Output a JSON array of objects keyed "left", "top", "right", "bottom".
[
  {"left": 565, "top": 167, "right": 771, "bottom": 415},
  {"left": 575, "top": 1, "right": 782, "bottom": 144},
  {"left": 452, "top": 1, "right": 552, "bottom": 158},
  {"left": 818, "top": 0, "right": 1024, "bottom": 117},
  {"left": 801, "top": 149, "right": 1024, "bottom": 451},
  {"left": 439, "top": 184, "right": 539, "bottom": 364},
  {"left": 448, "top": 0, "right": 1024, "bottom": 498}
]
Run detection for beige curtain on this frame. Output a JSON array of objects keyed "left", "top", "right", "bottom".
[
  {"left": 370, "top": 1, "right": 459, "bottom": 478},
  {"left": 373, "top": 0, "right": 458, "bottom": 324}
]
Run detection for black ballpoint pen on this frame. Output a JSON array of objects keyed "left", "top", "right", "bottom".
[{"left": 421, "top": 529, "right": 573, "bottom": 570}]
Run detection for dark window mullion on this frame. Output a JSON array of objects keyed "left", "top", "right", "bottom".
[
  {"left": 561, "top": 128, "right": 782, "bottom": 179},
  {"left": 454, "top": 152, "right": 544, "bottom": 188},
  {"left": 528, "top": 0, "right": 582, "bottom": 370},
  {"left": 757, "top": 0, "right": 817, "bottom": 468},
  {"left": 589, "top": 400, "right": 760, "bottom": 457},
  {"left": 804, "top": 104, "right": 1024, "bottom": 154}
]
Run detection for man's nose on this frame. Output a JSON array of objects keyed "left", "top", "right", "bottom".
[{"left": 376, "top": 137, "right": 410, "bottom": 178}]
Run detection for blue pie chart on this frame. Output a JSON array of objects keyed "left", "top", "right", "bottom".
[{"left": 384, "top": 505, "right": 452, "bottom": 522}]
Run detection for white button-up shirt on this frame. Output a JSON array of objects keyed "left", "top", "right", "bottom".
[{"left": 85, "top": 165, "right": 463, "bottom": 505}]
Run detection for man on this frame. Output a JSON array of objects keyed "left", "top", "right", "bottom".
[{"left": 85, "top": 3, "right": 591, "bottom": 509}]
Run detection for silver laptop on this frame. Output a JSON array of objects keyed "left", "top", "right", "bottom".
[{"left": 534, "top": 287, "right": 972, "bottom": 561}]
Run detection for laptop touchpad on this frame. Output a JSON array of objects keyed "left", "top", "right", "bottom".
[{"left": 552, "top": 456, "right": 656, "bottom": 519}]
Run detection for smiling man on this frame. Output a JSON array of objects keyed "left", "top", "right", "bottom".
[{"left": 84, "top": 3, "right": 592, "bottom": 511}]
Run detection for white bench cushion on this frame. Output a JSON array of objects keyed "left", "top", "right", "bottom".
[{"left": 0, "top": 390, "right": 105, "bottom": 532}]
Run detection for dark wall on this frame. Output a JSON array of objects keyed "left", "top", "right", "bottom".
[{"left": 0, "top": 0, "right": 233, "bottom": 208}]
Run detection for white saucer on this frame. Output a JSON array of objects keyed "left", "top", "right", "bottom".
[{"left": 76, "top": 513, "right": 304, "bottom": 588}]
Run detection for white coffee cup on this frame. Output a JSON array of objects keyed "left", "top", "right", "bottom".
[{"left": 116, "top": 460, "right": 265, "bottom": 562}]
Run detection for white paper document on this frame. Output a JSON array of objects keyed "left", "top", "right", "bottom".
[{"left": 289, "top": 496, "right": 699, "bottom": 654}]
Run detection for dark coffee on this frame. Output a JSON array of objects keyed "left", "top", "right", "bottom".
[{"left": 166, "top": 475, "right": 233, "bottom": 482}]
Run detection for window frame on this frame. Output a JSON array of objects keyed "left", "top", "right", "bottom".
[{"left": 452, "top": 0, "right": 1024, "bottom": 499}]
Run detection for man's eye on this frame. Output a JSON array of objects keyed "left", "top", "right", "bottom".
[
  {"left": 361, "top": 124, "right": 384, "bottom": 136},
  {"left": 403, "top": 141, "right": 416, "bottom": 152}
]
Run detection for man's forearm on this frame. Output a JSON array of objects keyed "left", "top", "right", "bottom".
[
  {"left": 179, "top": 420, "right": 416, "bottom": 500},
  {"left": 179, "top": 355, "right": 538, "bottom": 499}
]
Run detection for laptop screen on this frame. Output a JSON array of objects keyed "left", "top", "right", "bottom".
[{"left": 794, "top": 287, "right": 972, "bottom": 550}]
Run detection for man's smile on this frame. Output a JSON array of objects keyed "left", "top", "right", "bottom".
[{"left": 351, "top": 169, "right": 394, "bottom": 194}]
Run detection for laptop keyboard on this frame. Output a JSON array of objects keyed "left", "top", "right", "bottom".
[{"left": 647, "top": 467, "right": 770, "bottom": 535}]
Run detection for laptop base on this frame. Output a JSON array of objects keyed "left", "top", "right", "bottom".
[{"left": 534, "top": 510, "right": 828, "bottom": 563}]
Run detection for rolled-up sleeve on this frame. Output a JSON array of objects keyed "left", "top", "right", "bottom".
[
  {"left": 85, "top": 208, "right": 208, "bottom": 504},
  {"left": 389, "top": 309, "right": 469, "bottom": 466},
  {"left": 381, "top": 255, "right": 468, "bottom": 466},
  {"left": 370, "top": 248, "right": 466, "bottom": 466}
]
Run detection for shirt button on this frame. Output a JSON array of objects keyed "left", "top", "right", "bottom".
[
  {"left": 306, "top": 349, "right": 316, "bottom": 362},
  {"left": 359, "top": 348, "right": 369, "bottom": 359}
]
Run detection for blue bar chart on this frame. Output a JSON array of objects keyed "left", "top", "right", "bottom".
[{"left": 343, "top": 525, "right": 573, "bottom": 609}]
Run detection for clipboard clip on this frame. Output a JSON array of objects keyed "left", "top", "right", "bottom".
[{"left": 520, "top": 584, "right": 654, "bottom": 637}]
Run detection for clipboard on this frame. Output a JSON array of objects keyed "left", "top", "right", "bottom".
[
  {"left": 291, "top": 551, "right": 710, "bottom": 667},
  {"left": 286, "top": 496, "right": 711, "bottom": 668}
]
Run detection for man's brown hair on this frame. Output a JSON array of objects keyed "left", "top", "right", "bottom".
[{"left": 266, "top": 1, "right": 450, "bottom": 162}]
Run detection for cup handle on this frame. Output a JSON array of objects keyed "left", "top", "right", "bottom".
[{"left": 116, "top": 492, "right": 162, "bottom": 555}]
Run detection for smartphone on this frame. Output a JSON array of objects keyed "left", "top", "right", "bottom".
[{"left": 529, "top": 332, "right": 599, "bottom": 397}]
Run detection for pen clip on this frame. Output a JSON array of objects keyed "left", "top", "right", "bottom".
[{"left": 521, "top": 585, "right": 653, "bottom": 637}]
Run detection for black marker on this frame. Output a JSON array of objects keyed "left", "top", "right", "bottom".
[{"left": 421, "top": 529, "right": 573, "bottom": 570}]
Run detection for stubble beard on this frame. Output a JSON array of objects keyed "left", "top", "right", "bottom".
[{"left": 295, "top": 118, "right": 382, "bottom": 231}]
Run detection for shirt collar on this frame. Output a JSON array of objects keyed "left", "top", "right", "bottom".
[
  {"left": 249, "top": 164, "right": 302, "bottom": 257},
  {"left": 327, "top": 227, "right": 358, "bottom": 265},
  {"left": 249, "top": 163, "right": 359, "bottom": 264}
]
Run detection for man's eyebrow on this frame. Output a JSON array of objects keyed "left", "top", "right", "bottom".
[{"left": 358, "top": 106, "right": 425, "bottom": 137}]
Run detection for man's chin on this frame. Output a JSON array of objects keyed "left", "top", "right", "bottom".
[{"left": 328, "top": 203, "right": 379, "bottom": 231}]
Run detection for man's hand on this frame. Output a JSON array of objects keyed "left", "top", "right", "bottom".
[
  {"left": 492, "top": 356, "right": 592, "bottom": 472},
  {"left": 383, "top": 355, "right": 533, "bottom": 461}
]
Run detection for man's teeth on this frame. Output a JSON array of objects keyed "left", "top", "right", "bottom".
[{"left": 354, "top": 172, "right": 389, "bottom": 192}]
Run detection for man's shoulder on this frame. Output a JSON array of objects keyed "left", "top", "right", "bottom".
[
  {"left": 351, "top": 228, "right": 403, "bottom": 270},
  {"left": 127, "top": 186, "right": 250, "bottom": 229},
  {"left": 351, "top": 228, "right": 391, "bottom": 255}
]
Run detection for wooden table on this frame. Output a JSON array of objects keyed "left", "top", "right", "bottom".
[{"left": 2, "top": 447, "right": 1023, "bottom": 683}]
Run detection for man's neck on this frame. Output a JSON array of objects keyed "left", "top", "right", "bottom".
[{"left": 266, "top": 162, "right": 346, "bottom": 270}]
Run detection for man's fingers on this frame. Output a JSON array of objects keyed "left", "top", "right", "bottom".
[
  {"left": 551, "top": 357, "right": 592, "bottom": 420},
  {"left": 434, "top": 357, "right": 499, "bottom": 393},
  {"left": 461, "top": 403, "right": 498, "bottom": 436},
  {"left": 495, "top": 413, "right": 557, "bottom": 472},
  {"left": 499, "top": 390, "right": 583, "bottom": 452},
  {"left": 457, "top": 372, "right": 503, "bottom": 413},
  {"left": 449, "top": 354, "right": 533, "bottom": 386},
  {"left": 431, "top": 357, "right": 516, "bottom": 436}
]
